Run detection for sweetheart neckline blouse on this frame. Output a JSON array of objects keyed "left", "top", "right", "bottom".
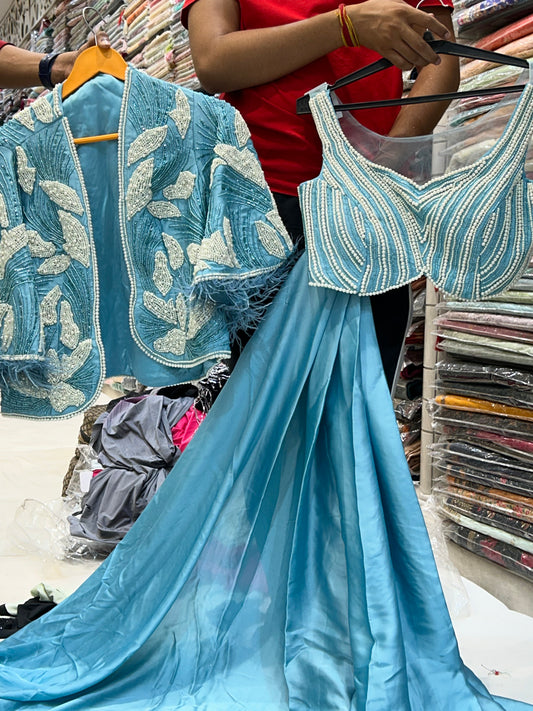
[{"left": 299, "top": 81, "right": 533, "bottom": 301}]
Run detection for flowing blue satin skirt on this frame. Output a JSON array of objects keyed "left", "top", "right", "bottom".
[{"left": 0, "top": 257, "right": 530, "bottom": 710}]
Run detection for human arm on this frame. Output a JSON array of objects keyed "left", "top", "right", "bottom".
[
  {"left": 0, "top": 32, "right": 111, "bottom": 89},
  {"left": 388, "top": 7, "right": 460, "bottom": 137},
  {"left": 186, "top": 0, "right": 452, "bottom": 95}
]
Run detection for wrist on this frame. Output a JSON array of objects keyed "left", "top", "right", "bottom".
[
  {"left": 38, "top": 52, "right": 60, "bottom": 89},
  {"left": 50, "top": 52, "right": 75, "bottom": 86}
]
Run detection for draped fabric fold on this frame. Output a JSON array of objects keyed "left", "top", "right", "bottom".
[{"left": 0, "top": 258, "right": 530, "bottom": 710}]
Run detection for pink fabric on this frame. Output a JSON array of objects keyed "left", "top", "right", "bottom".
[{"left": 171, "top": 406, "right": 206, "bottom": 451}]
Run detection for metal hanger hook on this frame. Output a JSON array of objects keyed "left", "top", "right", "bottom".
[{"left": 82, "top": 6, "right": 107, "bottom": 46}]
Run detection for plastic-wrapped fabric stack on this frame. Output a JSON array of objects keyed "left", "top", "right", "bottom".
[
  {"left": 432, "top": 275, "right": 533, "bottom": 583},
  {"left": 124, "top": 0, "right": 149, "bottom": 58},
  {"left": 168, "top": 1, "right": 199, "bottom": 89},
  {"left": 52, "top": 1, "right": 71, "bottom": 54},
  {"left": 393, "top": 277, "right": 427, "bottom": 481},
  {"left": 431, "top": 4, "right": 533, "bottom": 584},
  {"left": 143, "top": 1, "right": 175, "bottom": 80}
]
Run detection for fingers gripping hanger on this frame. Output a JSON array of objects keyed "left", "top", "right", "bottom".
[
  {"left": 63, "top": 6, "right": 128, "bottom": 145},
  {"left": 296, "top": 34, "right": 530, "bottom": 114}
]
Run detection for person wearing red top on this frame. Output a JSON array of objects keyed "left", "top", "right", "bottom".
[
  {"left": 0, "top": 33, "right": 110, "bottom": 90},
  {"left": 182, "top": 0, "right": 458, "bottom": 389}
]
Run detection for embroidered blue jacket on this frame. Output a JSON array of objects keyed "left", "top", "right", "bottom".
[{"left": 0, "top": 69, "right": 292, "bottom": 418}]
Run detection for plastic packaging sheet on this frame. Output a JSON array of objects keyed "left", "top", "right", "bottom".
[
  {"left": 445, "top": 520, "right": 533, "bottom": 582},
  {"left": 417, "top": 494, "right": 471, "bottom": 619},
  {"left": 432, "top": 404, "right": 533, "bottom": 438},
  {"left": 435, "top": 481, "right": 533, "bottom": 542},
  {"left": 440, "top": 299, "right": 533, "bottom": 317},
  {"left": 9, "top": 497, "right": 106, "bottom": 562}
]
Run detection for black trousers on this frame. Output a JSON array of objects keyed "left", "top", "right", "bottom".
[{"left": 273, "top": 192, "right": 410, "bottom": 392}]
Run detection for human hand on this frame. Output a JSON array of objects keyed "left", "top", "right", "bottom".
[
  {"left": 347, "top": 0, "right": 451, "bottom": 71},
  {"left": 50, "top": 31, "right": 112, "bottom": 85}
]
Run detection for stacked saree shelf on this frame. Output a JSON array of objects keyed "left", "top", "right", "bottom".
[
  {"left": 0, "top": 0, "right": 199, "bottom": 127},
  {"left": 124, "top": 0, "right": 198, "bottom": 88},
  {"left": 394, "top": 278, "right": 427, "bottom": 480},
  {"left": 430, "top": 5, "right": 533, "bottom": 582}
]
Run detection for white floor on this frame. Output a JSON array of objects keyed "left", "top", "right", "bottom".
[{"left": 1, "top": 403, "right": 532, "bottom": 703}]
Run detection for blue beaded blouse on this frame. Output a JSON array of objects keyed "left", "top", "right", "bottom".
[{"left": 299, "top": 82, "right": 533, "bottom": 300}]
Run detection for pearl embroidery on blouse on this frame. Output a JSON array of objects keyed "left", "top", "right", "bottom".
[
  {"left": 143, "top": 291, "right": 180, "bottom": 324},
  {"left": 301, "top": 88, "right": 533, "bottom": 299},
  {"left": 147, "top": 200, "right": 182, "bottom": 219},
  {"left": 40, "top": 286, "right": 62, "bottom": 327},
  {"left": 40, "top": 180, "right": 84, "bottom": 215},
  {"left": 37, "top": 254, "right": 71, "bottom": 276},
  {"left": 0, "top": 302, "right": 13, "bottom": 350},
  {"left": 169, "top": 88, "right": 191, "bottom": 139},
  {"left": 162, "top": 232, "right": 185, "bottom": 269},
  {"left": 32, "top": 96, "right": 55, "bottom": 124},
  {"left": 59, "top": 300, "right": 80, "bottom": 349},
  {"left": 153, "top": 250, "right": 173, "bottom": 296},
  {"left": 58, "top": 210, "right": 90, "bottom": 267},
  {"left": 0, "top": 193, "right": 9, "bottom": 228},
  {"left": 162, "top": 171, "right": 196, "bottom": 201},
  {"left": 126, "top": 158, "right": 154, "bottom": 220},
  {"left": 234, "top": 112, "right": 251, "bottom": 147},
  {"left": 255, "top": 220, "right": 288, "bottom": 259},
  {"left": 127, "top": 126, "right": 168, "bottom": 166},
  {"left": 13, "top": 107, "right": 34, "bottom": 131},
  {"left": 213, "top": 145, "right": 267, "bottom": 188},
  {"left": 16, "top": 147, "right": 36, "bottom": 195}
]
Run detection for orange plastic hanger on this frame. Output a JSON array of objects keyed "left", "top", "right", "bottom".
[
  {"left": 63, "top": 7, "right": 128, "bottom": 145},
  {"left": 62, "top": 45, "right": 127, "bottom": 100}
]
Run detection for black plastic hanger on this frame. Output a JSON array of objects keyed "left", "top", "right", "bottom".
[{"left": 296, "top": 35, "right": 530, "bottom": 114}]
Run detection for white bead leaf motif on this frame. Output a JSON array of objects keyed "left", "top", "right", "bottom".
[
  {"left": 154, "top": 328, "right": 186, "bottom": 355},
  {"left": 0, "top": 192, "right": 9, "bottom": 228},
  {"left": 187, "top": 301, "right": 214, "bottom": 339},
  {"left": 162, "top": 171, "right": 196, "bottom": 201},
  {"left": 213, "top": 144, "right": 266, "bottom": 188},
  {"left": 127, "top": 126, "right": 168, "bottom": 166},
  {"left": 13, "top": 107, "right": 35, "bottom": 131},
  {"left": 16, "top": 147, "right": 36, "bottom": 195},
  {"left": 37, "top": 254, "right": 72, "bottom": 275},
  {"left": 45, "top": 348, "right": 61, "bottom": 384},
  {"left": 147, "top": 201, "right": 181, "bottom": 219},
  {"left": 32, "top": 97, "right": 55, "bottom": 124},
  {"left": 26, "top": 229, "right": 55, "bottom": 259},
  {"left": 266, "top": 209, "right": 293, "bottom": 250},
  {"left": 49, "top": 382, "right": 86, "bottom": 412},
  {"left": 175, "top": 294, "right": 187, "bottom": 331},
  {"left": 126, "top": 159, "right": 154, "bottom": 220},
  {"left": 40, "top": 285, "right": 62, "bottom": 326},
  {"left": 0, "top": 302, "right": 14, "bottom": 350},
  {"left": 40, "top": 180, "right": 84, "bottom": 216},
  {"left": 153, "top": 250, "right": 173, "bottom": 296},
  {"left": 187, "top": 243, "right": 199, "bottom": 266},
  {"left": 255, "top": 221, "right": 287, "bottom": 259},
  {"left": 209, "top": 158, "right": 225, "bottom": 187},
  {"left": 143, "top": 291, "right": 178, "bottom": 324},
  {"left": 59, "top": 300, "right": 80, "bottom": 350},
  {"left": 162, "top": 232, "right": 184, "bottom": 270},
  {"left": 58, "top": 210, "right": 90, "bottom": 267},
  {"left": 57, "top": 339, "right": 92, "bottom": 382},
  {"left": 234, "top": 112, "right": 251, "bottom": 148},
  {"left": 169, "top": 89, "right": 191, "bottom": 139},
  {"left": 12, "top": 377, "right": 85, "bottom": 412},
  {"left": 0, "top": 225, "right": 30, "bottom": 279},
  {"left": 196, "top": 217, "right": 240, "bottom": 271}
]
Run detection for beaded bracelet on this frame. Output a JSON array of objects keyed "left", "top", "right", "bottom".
[{"left": 336, "top": 4, "right": 360, "bottom": 48}]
